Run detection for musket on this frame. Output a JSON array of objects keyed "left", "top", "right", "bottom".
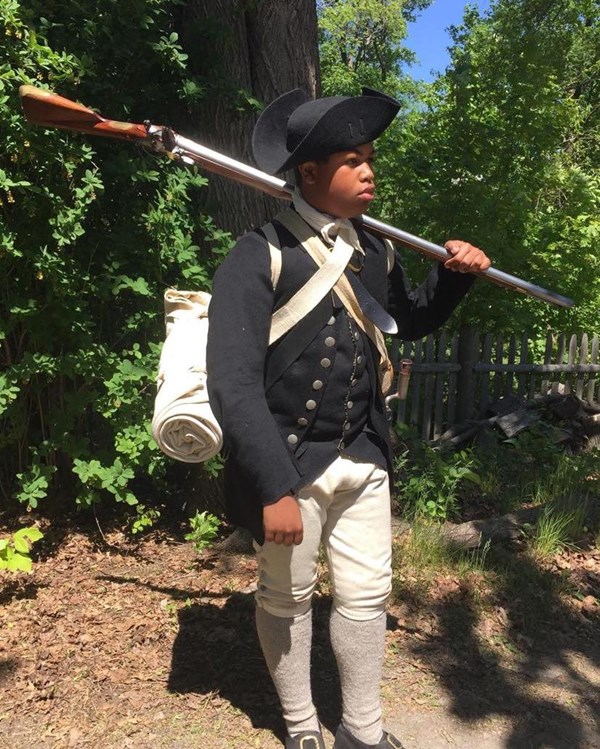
[{"left": 19, "top": 85, "right": 574, "bottom": 309}]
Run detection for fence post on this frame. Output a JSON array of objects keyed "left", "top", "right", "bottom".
[{"left": 456, "top": 326, "right": 477, "bottom": 422}]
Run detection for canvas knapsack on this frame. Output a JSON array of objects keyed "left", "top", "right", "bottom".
[
  {"left": 151, "top": 221, "right": 288, "bottom": 463},
  {"left": 151, "top": 210, "right": 395, "bottom": 463}
]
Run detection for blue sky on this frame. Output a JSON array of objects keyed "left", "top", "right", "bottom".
[{"left": 404, "top": 0, "right": 493, "bottom": 81}]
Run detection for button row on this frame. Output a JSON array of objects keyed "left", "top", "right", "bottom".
[{"left": 286, "top": 328, "right": 340, "bottom": 449}]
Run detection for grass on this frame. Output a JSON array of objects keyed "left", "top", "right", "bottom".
[
  {"left": 394, "top": 522, "right": 491, "bottom": 574},
  {"left": 390, "top": 517, "right": 585, "bottom": 647},
  {"left": 391, "top": 521, "right": 494, "bottom": 609},
  {"left": 388, "top": 421, "right": 600, "bottom": 659},
  {"left": 472, "top": 429, "right": 599, "bottom": 516},
  {"left": 529, "top": 502, "right": 587, "bottom": 558}
]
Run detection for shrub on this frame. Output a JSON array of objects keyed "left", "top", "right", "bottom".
[
  {"left": 0, "top": 1, "right": 231, "bottom": 517},
  {"left": 393, "top": 425, "right": 481, "bottom": 521},
  {"left": 0, "top": 526, "right": 44, "bottom": 573},
  {"left": 184, "top": 510, "right": 221, "bottom": 553}
]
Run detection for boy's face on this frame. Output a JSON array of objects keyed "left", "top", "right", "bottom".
[{"left": 298, "top": 142, "right": 376, "bottom": 218}]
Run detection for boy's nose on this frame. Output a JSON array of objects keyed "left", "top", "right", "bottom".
[{"left": 360, "top": 163, "right": 374, "bottom": 181}]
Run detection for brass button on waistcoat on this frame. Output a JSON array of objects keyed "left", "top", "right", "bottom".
[
  {"left": 306, "top": 400, "right": 317, "bottom": 410},
  {"left": 325, "top": 336, "right": 336, "bottom": 347},
  {"left": 312, "top": 380, "right": 323, "bottom": 390},
  {"left": 356, "top": 355, "right": 363, "bottom": 364},
  {"left": 327, "top": 316, "right": 336, "bottom": 325},
  {"left": 320, "top": 358, "right": 332, "bottom": 368},
  {"left": 287, "top": 434, "right": 299, "bottom": 445},
  {"left": 297, "top": 417, "right": 308, "bottom": 427}
]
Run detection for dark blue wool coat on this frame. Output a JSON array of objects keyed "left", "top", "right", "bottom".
[{"left": 206, "top": 217, "right": 474, "bottom": 542}]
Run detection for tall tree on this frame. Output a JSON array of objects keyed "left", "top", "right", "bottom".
[
  {"left": 318, "top": 0, "right": 432, "bottom": 98},
  {"left": 375, "top": 0, "right": 599, "bottom": 333},
  {"left": 178, "top": 0, "right": 320, "bottom": 235}
]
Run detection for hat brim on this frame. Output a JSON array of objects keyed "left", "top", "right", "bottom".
[
  {"left": 252, "top": 88, "right": 400, "bottom": 175},
  {"left": 251, "top": 89, "right": 312, "bottom": 176}
]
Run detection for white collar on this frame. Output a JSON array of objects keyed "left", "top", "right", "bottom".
[{"left": 292, "top": 188, "right": 363, "bottom": 254}]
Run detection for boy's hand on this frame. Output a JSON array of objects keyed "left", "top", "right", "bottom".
[
  {"left": 263, "top": 495, "right": 304, "bottom": 546},
  {"left": 444, "top": 240, "right": 491, "bottom": 274}
]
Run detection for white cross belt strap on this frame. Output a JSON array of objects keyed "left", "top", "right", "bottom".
[
  {"left": 274, "top": 208, "right": 394, "bottom": 394},
  {"left": 266, "top": 217, "right": 354, "bottom": 346}
]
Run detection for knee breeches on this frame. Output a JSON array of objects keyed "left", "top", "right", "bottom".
[{"left": 254, "top": 456, "right": 392, "bottom": 621}]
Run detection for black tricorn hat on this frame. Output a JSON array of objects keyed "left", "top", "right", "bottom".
[{"left": 252, "top": 87, "right": 400, "bottom": 175}]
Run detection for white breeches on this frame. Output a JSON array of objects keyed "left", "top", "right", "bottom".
[{"left": 254, "top": 455, "right": 392, "bottom": 621}]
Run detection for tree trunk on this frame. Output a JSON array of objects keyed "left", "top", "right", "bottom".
[{"left": 178, "top": 0, "right": 320, "bottom": 236}]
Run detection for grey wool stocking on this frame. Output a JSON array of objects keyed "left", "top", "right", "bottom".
[
  {"left": 329, "top": 608, "right": 387, "bottom": 745},
  {"left": 255, "top": 606, "right": 320, "bottom": 736}
]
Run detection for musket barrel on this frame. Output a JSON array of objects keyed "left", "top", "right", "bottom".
[
  {"left": 173, "top": 133, "right": 292, "bottom": 200},
  {"left": 360, "top": 215, "right": 575, "bottom": 308},
  {"left": 18, "top": 85, "right": 574, "bottom": 309},
  {"left": 173, "top": 133, "right": 574, "bottom": 309}
]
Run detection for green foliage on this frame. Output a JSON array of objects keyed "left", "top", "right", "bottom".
[
  {"left": 202, "top": 453, "right": 224, "bottom": 480},
  {"left": 394, "top": 417, "right": 597, "bottom": 527},
  {"left": 320, "top": 0, "right": 409, "bottom": 94},
  {"left": 394, "top": 425, "right": 481, "bottom": 520},
  {"left": 477, "top": 426, "right": 599, "bottom": 514},
  {"left": 130, "top": 504, "right": 161, "bottom": 535},
  {"left": 0, "top": 0, "right": 231, "bottom": 515},
  {"left": 528, "top": 503, "right": 586, "bottom": 557},
  {"left": 374, "top": 0, "right": 599, "bottom": 335},
  {"left": 184, "top": 510, "right": 221, "bottom": 553},
  {"left": 15, "top": 458, "right": 57, "bottom": 509},
  {"left": 0, "top": 526, "right": 44, "bottom": 573}
]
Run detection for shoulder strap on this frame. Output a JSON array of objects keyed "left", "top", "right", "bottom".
[
  {"left": 268, "top": 209, "right": 354, "bottom": 346},
  {"left": 278, "top": 211, "right": 394, "bottom": 394}
]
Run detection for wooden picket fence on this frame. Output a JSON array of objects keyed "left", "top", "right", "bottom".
[{"left": 390, "top": 329, "right": 600, "bottom": 441}]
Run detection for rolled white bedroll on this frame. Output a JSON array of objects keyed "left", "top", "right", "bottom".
[{"left": 151, "top": 290, "right": 222, "bottom": 463}]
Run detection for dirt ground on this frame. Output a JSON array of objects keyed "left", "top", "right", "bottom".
[{"left": 0, "top": 522, "right": 599, "bottom": 749}]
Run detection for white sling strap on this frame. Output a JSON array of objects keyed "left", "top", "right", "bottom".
[
  {"left": 273, "top": 209, "right": 395, "bottom": 393},
  {"left": 265, "top": 213, "right": 355, "bottom": 346}
]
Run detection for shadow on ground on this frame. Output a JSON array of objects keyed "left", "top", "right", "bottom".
[
  {"left": 165, "top": 591, "right": 342, "bottom": 741},
  {"left": 393, "top": 545, "right": 600, "bottom": 748},
  {"left": 103, "top": 539, "right": 599, "bottom": 748}
]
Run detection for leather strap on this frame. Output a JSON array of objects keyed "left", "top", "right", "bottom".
[{"left": 274, "top": 209, "right": 394, "bottom": 393}]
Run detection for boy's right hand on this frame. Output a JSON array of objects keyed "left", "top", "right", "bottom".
[{"left": 263, "top": 495, "right": 304, "bottom": 546}]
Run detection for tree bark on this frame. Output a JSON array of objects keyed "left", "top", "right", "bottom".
[{"left": 179, "top": 0, "right": 320, "bottom": 236}]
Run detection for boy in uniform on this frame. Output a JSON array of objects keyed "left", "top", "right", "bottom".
[{"left": 206, "top": 88, "right": 490, "bottom": 749}]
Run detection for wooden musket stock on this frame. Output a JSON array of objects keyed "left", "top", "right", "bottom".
[{"left": 19, "top": 85, "right": 574, "bottom": 309}]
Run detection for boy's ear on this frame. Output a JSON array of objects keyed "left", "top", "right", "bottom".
[{"left": 297, "top": 160, "right": 318, "bottom": 185}]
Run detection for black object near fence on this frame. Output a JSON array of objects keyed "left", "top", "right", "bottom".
[{"left": 390, "top": 329, "right": 600, "bottom": 441}]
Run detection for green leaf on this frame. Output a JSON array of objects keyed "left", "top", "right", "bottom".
[{"left": 8, "top": 552, "right": 32, "bottom": 573}]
